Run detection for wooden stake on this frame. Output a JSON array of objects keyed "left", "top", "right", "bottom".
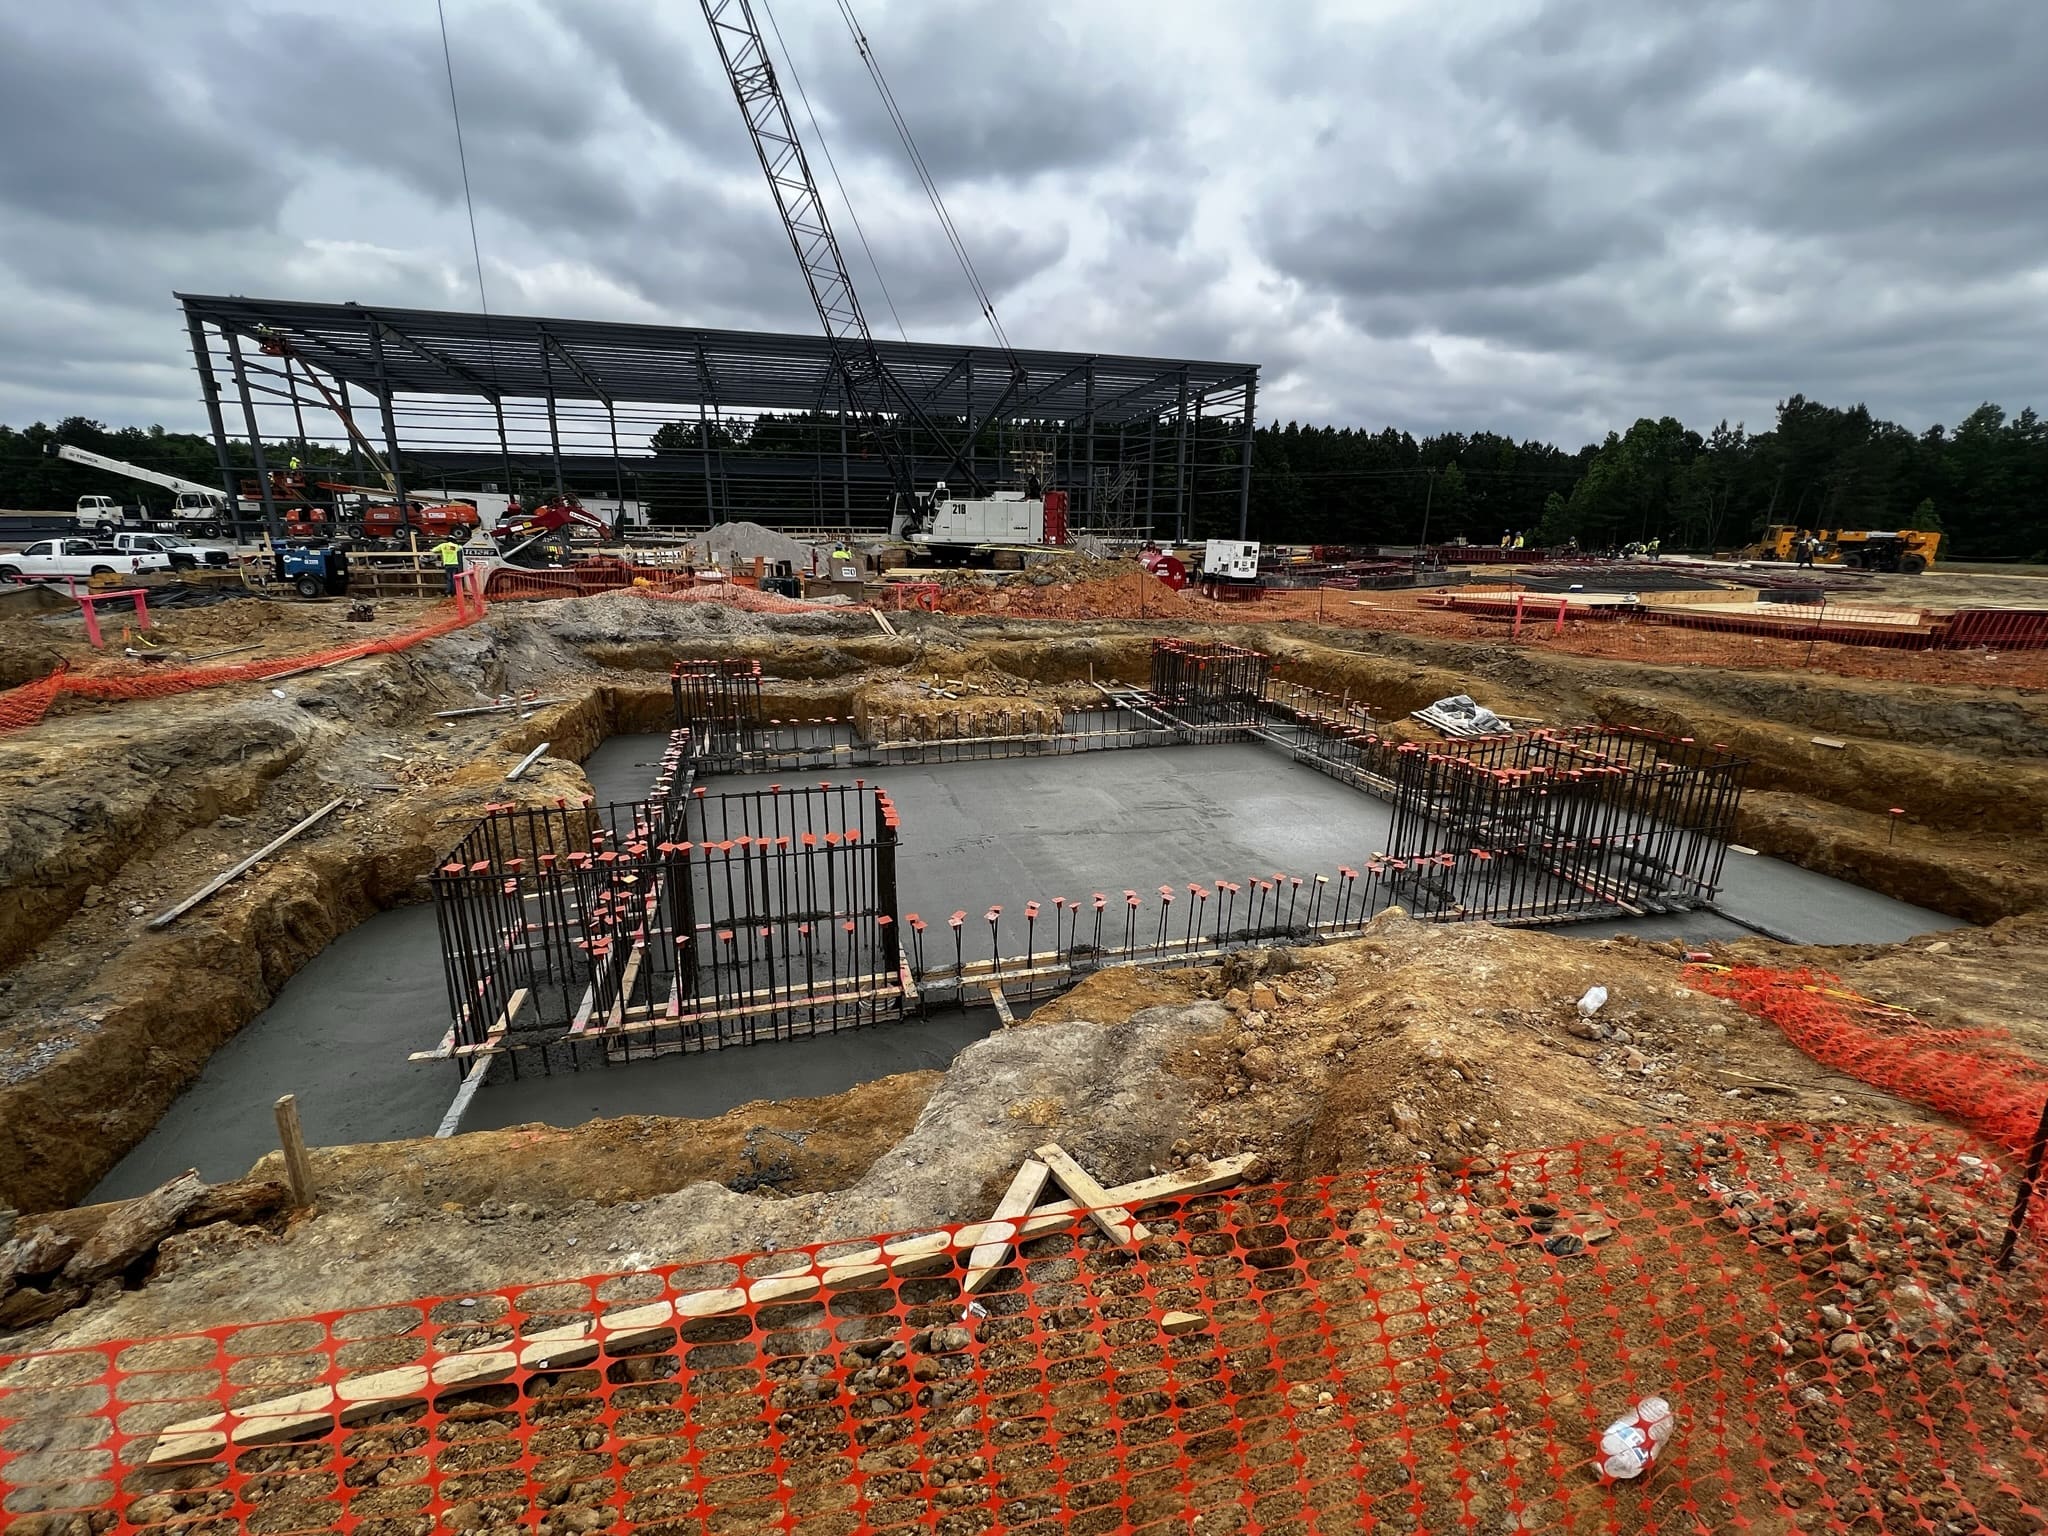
[
  {"left": 273, "top": 1095, "right": 314, "bottom": 1210},
  {"left": 987, "top": 983, "right": 1016, "bottom": 1027},
  {"left": 148, "top": 796, "right": 347, "bottom": 928}
]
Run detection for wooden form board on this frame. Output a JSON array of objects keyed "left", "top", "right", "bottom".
[
  {"left": 959, "top": 1158, "right": 1051, "bottom": 1296},
  {"left": 1036, "top": 1143, "right": 1150, "bottom": 1247},
  {"left": 148, "top": 1153, "right": 1257, "bottom": 1465}
]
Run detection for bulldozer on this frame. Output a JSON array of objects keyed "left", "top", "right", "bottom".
[{"left": 1741, "top": 525, "right": 1939, "bottom": 573}]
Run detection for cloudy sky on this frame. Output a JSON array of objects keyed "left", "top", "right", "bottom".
[{"left": 3, "top": 0, "right": 2043, "bottom": 447}]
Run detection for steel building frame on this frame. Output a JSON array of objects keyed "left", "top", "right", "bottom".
[{"left": 176, "top": 294, "right": 1259, "bottom": 538}]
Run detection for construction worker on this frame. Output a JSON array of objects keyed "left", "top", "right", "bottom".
[
  {"left": 429, "top": 535, "right": 465, "bottom": 595},
  {"left": 1499, "top": 530, "right": 1512, "bottom": 550},
  {"left": 1511, "top": 531, "right": 1525, "bottom": 550}
]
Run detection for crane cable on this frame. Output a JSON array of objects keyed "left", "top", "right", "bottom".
[
  {"left": 434, "top": 0, "right": 504, "bottom": 400},
  {"left": 758, "top": 0, "right": 910, "bottom": 345},
  {"left": 833, "top": 0, "right": 1018, "bottom": 363}
]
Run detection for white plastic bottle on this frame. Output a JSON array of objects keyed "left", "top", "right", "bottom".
[
  {"left": 1578, "top": 985, "right": 1609, "bottom": 1017},
  {"left": 1597, "top": 1397, "right": 1674, "bottom": 1480}
]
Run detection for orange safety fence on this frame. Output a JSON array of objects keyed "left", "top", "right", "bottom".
[
  {"left": 3, "top": 1122, "right": 2045, "bottom": 1536},
  {"left": 0, "top": 603, "right": 481, "bottom": 737},
  {"left": 485, "top": 562, "right": 831, "bottom": 615},
  {"left": 1694, "top": 964, "right": 2048, "bottom": 1156}
]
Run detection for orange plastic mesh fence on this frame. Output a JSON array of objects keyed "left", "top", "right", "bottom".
[
  {"left": 484, "top": 564, "right": 831, "bottom": 615},
  {"left": 1695, "top": 964, "right": 2048, "bottom": 1156},
  {"left": 4, "top": 1123, "right": 2045, "bottom": 1535},
  {"left": 642, "top": 585, "right": 830, "bottom": 615},
  {"left": 0, "top": 606, "right": 481, "bottom": 737}
]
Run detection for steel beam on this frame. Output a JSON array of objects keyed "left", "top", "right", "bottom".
[
  {"left": 370, "top": 315, "right": 501, "bottom": 399},
  {"left": 539, "top": 327, "right": 611, "bottom": 405}
]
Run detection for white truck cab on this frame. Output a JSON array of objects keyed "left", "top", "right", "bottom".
[{"left": 75, "top": 495, "right": 134, "bottom": 532}]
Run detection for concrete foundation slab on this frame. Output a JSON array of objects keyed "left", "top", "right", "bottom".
[{"left": 92, "top": 731, "right": 1967, "bottom": 1192}]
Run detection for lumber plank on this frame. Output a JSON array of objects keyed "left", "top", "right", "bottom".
[
  {"left": 1035, "top": 1142, "right": 1150, "bottom": 1246},
  {"left": 987, "top": 983, "right": 1015, "bottom": 1027},
  {"left": 960, "top": 1158, "right": 1052, "bottom": 1297},
  {"left": 149, "top": 797, "right": 347, "bottom": 928},
  {"left": 148, "top": 1155, "right": 1259, "bottom": 1465}
]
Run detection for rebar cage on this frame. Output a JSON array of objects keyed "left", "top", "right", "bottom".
[
  {"left": 669, "top": 658, "right": 765, "bottom": 766},
  {"left": 428, "top": 733, "right": 904, "bottom": 1065},
  {"left": 424, "top": 649, "right": 1748, "bottom": 1067}
]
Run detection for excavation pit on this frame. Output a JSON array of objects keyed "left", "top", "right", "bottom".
[{"left": 89, "top": 670, "right": 1957, "bottom": 1199}]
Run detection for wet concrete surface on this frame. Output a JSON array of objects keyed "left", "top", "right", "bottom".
[
  {"left": 97, "top": 736, "right": 1967, "bottom": 1189},
  {"left": 582, "top": 733, "right": 673, "bottom": 804},
  {"left": 88, "top": 734, "right": 675, "bottom": 1199},
  {"left": 458, "top": 1011, "right": 1001, "bottom": 1132},
  {"left": 825, "top": 744, "right": 1399, "bottom": 932},
  {"left": 91, "top": 902, "right": 451, "bottom": 1199}
]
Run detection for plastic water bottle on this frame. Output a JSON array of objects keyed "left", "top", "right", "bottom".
[
  {"left": 1596, "top": 1397, "right": 1675, "bottom": 1481},
  {"left": 1578, "top": 985, "right": 1609, "bottom": 1018}
]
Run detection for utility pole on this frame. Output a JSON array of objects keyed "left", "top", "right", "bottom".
[{"left": 1419, "top": 467, "right": 1437, "bottom": 550}]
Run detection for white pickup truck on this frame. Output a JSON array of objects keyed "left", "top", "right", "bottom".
[
  {"left": 0, "top": 538, "right": 173, "bottom": 584},
  {"left": 104, "top": 531, "right": 230, "bottom": 570}
]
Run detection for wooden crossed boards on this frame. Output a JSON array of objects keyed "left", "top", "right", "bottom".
[{"left": 147, "top": 1150, "right": 1254, "bottom": 1466}]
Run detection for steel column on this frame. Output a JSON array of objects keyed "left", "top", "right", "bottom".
[
  {"left": 1083, "top": 362, "right": 1095, "bottom": 519},
  {"left": 224, "top": 329, "right": 282, "bottom": 542},
  {"left": 183, "top": 314, "right": 245, "bottom": 527},
  {"left": 540, "top": 345, "right": 565, "bottom": 496},
  {"left": 1236, "top": 372, "right": 1257, "bottom": 540},
  {"left": 1145, "top": 411, "right": 1157, "bottom": 533},
  {"left": 492, "top": 396, "right": 515, "bottom": 503},
  {"left": 1173, "top": 371, "right": 1190, "bottom": 544},
  {"left": 365, "top": 320, "right": 409, "bottom": 513},
  {"left": 608, "top": 402, "right": 626, "bottom": 521}
]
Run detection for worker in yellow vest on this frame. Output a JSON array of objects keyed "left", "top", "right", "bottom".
[{"left": 429, "top": 536, "right": 465, "bottom": 595}]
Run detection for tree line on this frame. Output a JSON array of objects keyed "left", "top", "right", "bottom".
[
  {"left": 5, "top": 393, "right": 2043, "bottom": 558},
  {"left": 1248, "top": 396, "right": 2047, "bottom": 559}
]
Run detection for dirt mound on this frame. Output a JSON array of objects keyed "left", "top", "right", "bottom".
[
  {"left": 699, "top": 520, "right": 815, "bottom": 569},
  {"left": 947, "top": 563, "right": 1204, "bottom": 620},
  {"left": 1026, "top": 964, "right": 1202, "bottom": 1025}
]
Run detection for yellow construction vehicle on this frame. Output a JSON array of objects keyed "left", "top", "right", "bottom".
[{"left": 1740, "top": 525, "right": 1939, "bottom": 573}]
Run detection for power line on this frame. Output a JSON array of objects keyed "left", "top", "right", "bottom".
[{"left": 758, "top": 0, "right": 909, "bottom": 345}]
